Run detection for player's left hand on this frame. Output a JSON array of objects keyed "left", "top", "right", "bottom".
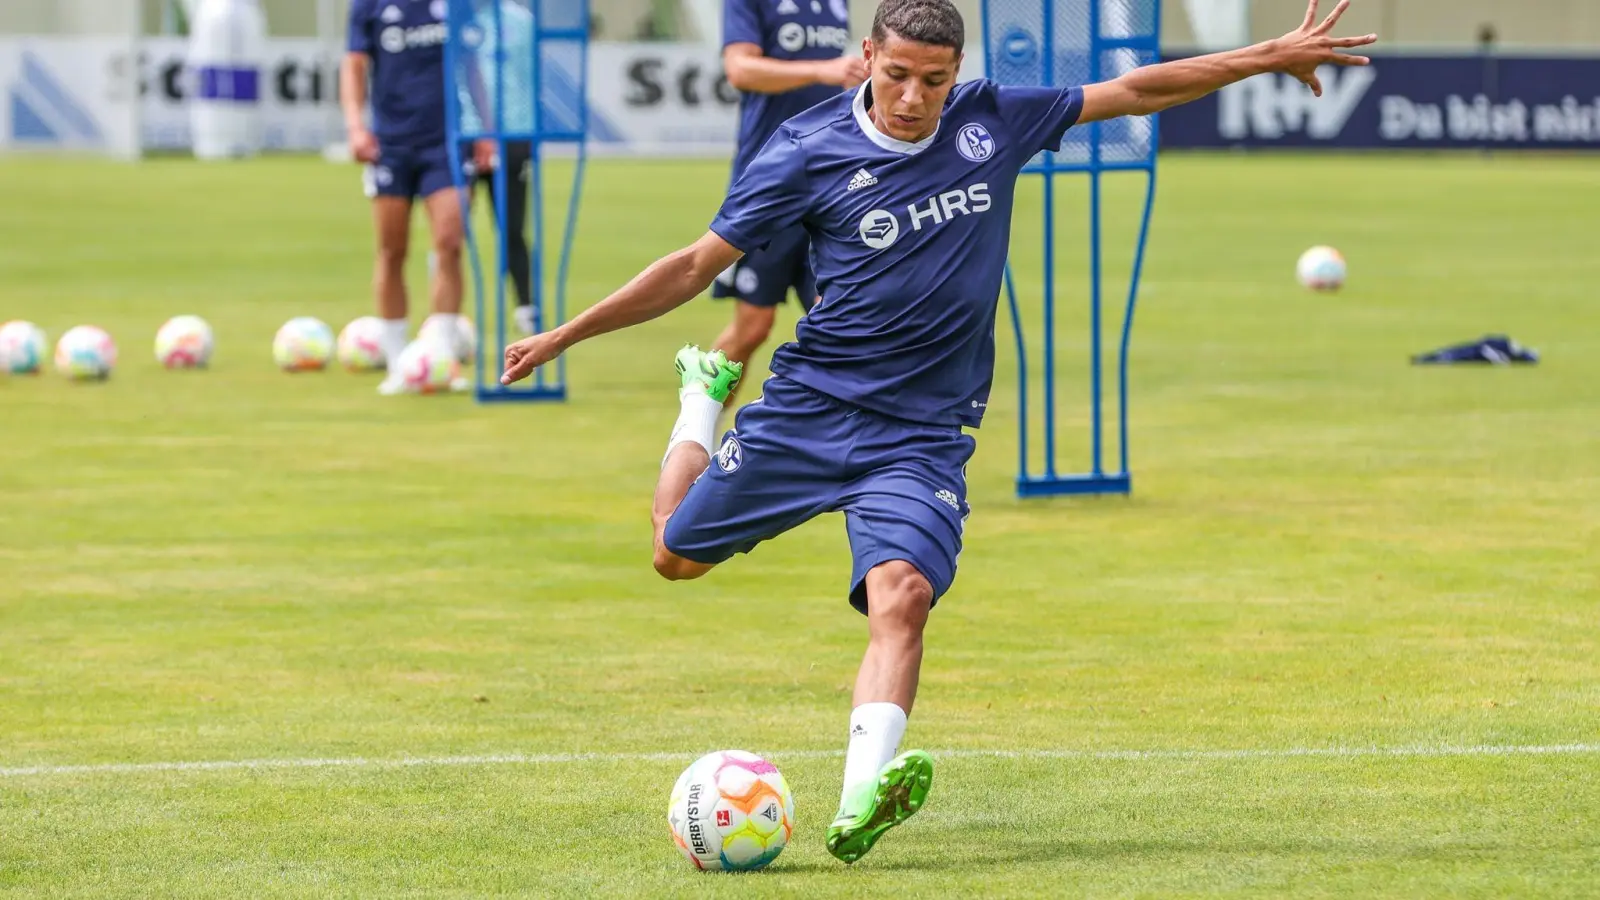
[
  {"left": 1271, "top": 0, "right": 1377, "bottom": 97},
  {"left": 501, "top": 331, "right": 564, "bottom": 384}
]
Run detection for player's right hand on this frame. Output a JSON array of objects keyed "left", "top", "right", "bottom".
[
  {"left": 349, "top": 128, "right": 380, "bottom": 163},
  {"left": 822, "top": 56, "right": 869, "bottom": 90},
  {"left": 501, "top": 331, "right": 564, "bottom": 385}
]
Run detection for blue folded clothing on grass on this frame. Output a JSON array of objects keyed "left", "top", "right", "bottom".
[{"left": 1411, "top": 335, "right": 1539, "bottom": 365}]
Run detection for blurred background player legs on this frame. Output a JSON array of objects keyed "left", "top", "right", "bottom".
[
  {"left": 470, "top": 139, "right": 536, "bottom": 336},
  {"left": 714, "top": 0, "right": 865, "bottom": 414}
]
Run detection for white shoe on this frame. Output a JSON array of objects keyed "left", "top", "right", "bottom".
[
  {"left": 449, "top": 375, "right": 471, "bottom": 393},
  {"left": 513, "top": 305, "right": 535, "bottom": 336},
  {"left": 377, "top": 372, "right": 407, "bottom": 396}
]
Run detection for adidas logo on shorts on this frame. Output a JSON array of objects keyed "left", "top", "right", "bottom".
[
  {"left": 846, "top": 168, "right": 878, "bottom": 191},
  {"left": 934, "top": 489, "right": 960, "bottom": 510}
]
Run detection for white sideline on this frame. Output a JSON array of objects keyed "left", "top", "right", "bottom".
[{"left": 2, "top": 743, "right": 1597, "bottom": 780}]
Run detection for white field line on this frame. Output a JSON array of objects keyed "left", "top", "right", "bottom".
[{"left": 1, "top": 743, "right": 1597, "bottom": 780}]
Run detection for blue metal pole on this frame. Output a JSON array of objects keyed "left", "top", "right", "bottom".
[{"left": 1040, "top": 0, "right": 1056, "bottom": 479}]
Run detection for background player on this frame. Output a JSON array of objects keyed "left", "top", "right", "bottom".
[
  {"left": 710, "top": 0, "right": 867, "bottom": 412},
  {"left": 458, "top": 0, "right": 538, "bottom": 336},
  {"left": 343, "top": 0, "right": 481, "bottom": 393},
  {"left": 501, "top": 0, "right": 1375, "bottom": 864}
]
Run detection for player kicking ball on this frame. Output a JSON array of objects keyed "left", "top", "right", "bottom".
[{"left": 502, "top": 0, "right": 1374, "bottom": 864}]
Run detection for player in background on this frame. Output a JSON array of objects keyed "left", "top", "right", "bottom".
[
  {"left": 457, "top": 0, "right": 538, "bottom": 336},
  {"left": 502, "top": 0, "right": 1374, "bottom": 864},
  {"left": 711, "top": 0, "right": 867, "bottom": 414},
  {"left": 342, "top": 0, "right": 485, "bottom": 393}
]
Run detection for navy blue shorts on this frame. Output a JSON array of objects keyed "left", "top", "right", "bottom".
[
  {"left": 663, "top": 376, "right": 975, "bottom": 614},
  {"left": 711, "top": 225, "right": 817, "bottom": 310},
  {"left": 363, "top": 144, "right": 460, "bottom": 200}
]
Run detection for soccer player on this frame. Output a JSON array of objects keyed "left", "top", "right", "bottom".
[
  {"left": 457, "top": 0, "right": 538, "bottom": 336},
  {"left": 501, "top": 0, "right": 1374, "bottom": 863},
  {"left": 711, "top": 0, "right": 867, "bottom": 411},
  {"left": 343, "top": 0, "right": 481, "bottom": 393}
]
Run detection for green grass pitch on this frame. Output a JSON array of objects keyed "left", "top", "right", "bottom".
[{"left": 0, "top": 152, "right": 1596, "bottom": 898}]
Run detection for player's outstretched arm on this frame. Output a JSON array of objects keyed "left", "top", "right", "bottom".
[
  {"left": 499, "top": 232, "right": 743, "bottom": 384},
  {"left": 1078, "top": 0, "right": 1375, "bottom": 124}
]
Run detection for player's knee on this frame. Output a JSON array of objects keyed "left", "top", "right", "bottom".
[
  {"left": 432, "top": 228, "right": 463, "bottom": 260},
  {"left": 866, "top": 561, "right": 934, "bottom": 636},
  {"left": 376, "top": 243, "right": 407, "bottom": 275},
  {"left": 653, "top": 546, "right": 709, "bottom": 582}
]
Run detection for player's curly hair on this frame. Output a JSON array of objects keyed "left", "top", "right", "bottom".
[{"left": 870, "top": 0, "right": 965, "bottom": 52}]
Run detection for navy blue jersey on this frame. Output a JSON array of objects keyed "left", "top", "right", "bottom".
[
  {"left": 709, "top": 79, "right": 1085, "bottom": 428},
  {"left": 723, "top": 0, "right": 851, "bottom": 181},
  {"left": 348, "top": 0, "right": 448, "bottom": 149}
]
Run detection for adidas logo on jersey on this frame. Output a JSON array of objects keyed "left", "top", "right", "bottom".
[
  {"left": 935, "top": 489, "right": 960, "bottom": 510},
  {"left": 777, "top": 0, "right": 799, "bottom": 13},
  {"left": 846, "top": 168, "right": 877, "bottom": 191}
]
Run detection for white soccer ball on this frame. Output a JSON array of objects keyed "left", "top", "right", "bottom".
[
  {"left": 273, "top": 316, "right": 334, "bottom": 372},
  {"left": 417, "top": 313, "right": 476, "bottom": 364},
  {"left": 337, "top": 316, "right": 387, "bottom": 372},
  {"left": 668, "top": 750, "right": 795, "bottom": 872},
  {"left": 390, "top": 338, "right": 461, "bottom": 394},
  {"left": 0, "top": 320, "right": 48, "bottom": 374},
  {"left": 1296, "top": 245, "right": 1347, "bottom": 291},
  {"left": 154, "top": 315, "right": 214, "bottom": 369},
  {"left": 54, "top": 325, "right": 117, "bottom": 380}
]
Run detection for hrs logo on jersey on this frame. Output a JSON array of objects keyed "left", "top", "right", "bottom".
[
  {"left": 380, "top": 20, "right": 447, "bottom": 54},
  {"left": 858, "top": 183, "right": 990, "bottom": 249},
  {"left": 777, "top": 22, "right": 851, "bottom": 53}
]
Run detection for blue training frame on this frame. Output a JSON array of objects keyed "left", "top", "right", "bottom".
[
  {"left": 982, "top": 0, "right": 1160, "bottom": 497},
  {"left": 444, "top": 0, "right": 589, "bottom": 402}
]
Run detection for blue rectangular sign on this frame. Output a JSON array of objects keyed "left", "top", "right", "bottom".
[{"left": 1159, "top": 54, "right": 1600, "bottom": 150}]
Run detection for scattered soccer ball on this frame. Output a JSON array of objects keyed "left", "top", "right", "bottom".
[
  {"left": 54, "top": 325, "right": 117, "bottom": 381},
  {"left": 1296, "top": 245, "right": 1347, "bottom": 291},
  {"left": 667, "top": 750, "right": 795, "bottom": 872},
  {"left": 0, "top": 320, "right": 47, "bottom": 374},
  {"left": 390, "top": 338, "right": 461, "bottom": 394},
  {"left": 273, "top": 317, "right": 334, "bottom": 372},
  {"left": 154, "top": 315, "right": 214, "bottom": 369},
  {"left": 417, "top": 313, "right": 476, "bottom": 364},
  {"left": 337, "top": 316, "right": 387, "bottom": 372}
]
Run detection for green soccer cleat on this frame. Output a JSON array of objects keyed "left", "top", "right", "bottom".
[
  {"left": 825, "top": 749, "right": 934, "bottom": 864},
  {"left": 673, "top": 344, "right": 743, "bottom": 404}
]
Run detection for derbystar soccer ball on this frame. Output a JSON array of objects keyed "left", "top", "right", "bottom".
[
  {"left": 390, "top": 338, "right": 460, "bottom": 394},
  {"left": 668, "top": 750, "right": 795, "bottom": 872},
  {"left": 1296, "top": 245, "right": 1347, "bottom": 291},
  {"left": 337, "top": 316, "right": 386, "bottom": 371},
  {"left": 273, "top": 317, "right": 334, "bottom": 371},
  {"left": 0, "top": 320, "right": 47, "bottom": 374},
  {"left": 55, "top": 325, "right": 117, "bottom": 380},
  {"left": 154, "top": 315, "right": 214, "bottom": 369},
  {"left": 416, "top": 313, "right": 476, "bottom": 363}
]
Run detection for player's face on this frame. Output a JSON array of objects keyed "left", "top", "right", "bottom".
[{"left": 862, "top": 32, "right": 963, "bottom": 143}]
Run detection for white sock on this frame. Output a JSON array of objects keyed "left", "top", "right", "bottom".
[
  {"left": 663, "top": 387, "right": 721, "bottom": 466},
  {"left": 379, "top": 318, "right": 409, "bottom": 371},
  {"left": 840, "top": 702, "right": 908, "bottom": 808}
]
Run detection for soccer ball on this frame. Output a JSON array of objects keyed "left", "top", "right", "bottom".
[
  {"left": 390, "top": 338, "right": 461, "bottom": 394},
  {"left": 154, "top": 315, "right": 214, "bottom": 369},
  {"left": 337, "top": 316, "right": 387, "bottom": 371},
  {"left": 0, "top": 320, "right": 47, "bottom": 374},
  {"left": 667, "top": 750, "right": 795, "bottom": 872},
  {"left": 273, "top": 317, "right": 334, "bottom": 371},
  {"left": 417, "top": 313, "right": 476, "bottom": 363},
  {"left": 1296, "top": 245, "right": 1347, "bottom": 291},
  {"left": 55, "top": 325, "right": 117, "bottom": 380}
]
